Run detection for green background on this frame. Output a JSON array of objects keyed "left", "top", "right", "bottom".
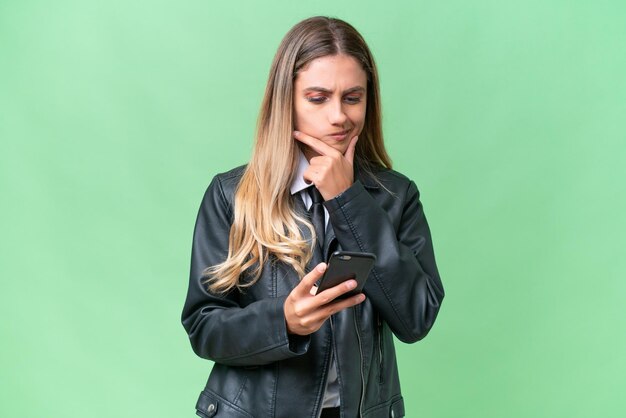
[{"left": 1, "top": 0, "right": 624, "bottom": 417}]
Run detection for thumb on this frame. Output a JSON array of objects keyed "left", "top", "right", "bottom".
[{"left": 344, "top": 135, "right": 358, "bottom": 164}]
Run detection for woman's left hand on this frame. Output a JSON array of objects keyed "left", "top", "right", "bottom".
[{"left": 293, "top": 131, "right": 358, "bottom": 201}]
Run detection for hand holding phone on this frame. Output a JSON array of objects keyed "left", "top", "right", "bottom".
[{"left": 284, "top": 261, "right": 367, "bottom": 335}]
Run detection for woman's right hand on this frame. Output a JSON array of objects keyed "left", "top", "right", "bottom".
[{"left": 284, "top": 263, "right": 366, "bottom": 336}]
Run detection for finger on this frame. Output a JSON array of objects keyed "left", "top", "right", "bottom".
[
  {"left": 294, "top": 269, "right": 353, "bottom": 314},
  {"left": 304, "top": 158, "right": 330, "bottom": 182},
  {"left": 309, "top": 156, "right": 335, "bottom": 169},
  {"left": 309, "top": 293, "right": 366, "bottom": 323},
  {"left": 302, "top": 162, "right": 331, "bottom": 186},
  {"left": 314, "top": 279, "right": 359, "bottom": 305},
  {"left": 293, "top": 131, "right": 341, "bottom": 157},
  {"left": 301, "top": 166, "right": 319, "bottom": 186},
  {"left": 344, "top": 135, "right": 359, "bottom": 164},
  {"left": 294, "top": 263, "right": 327, "bottom": 297}
]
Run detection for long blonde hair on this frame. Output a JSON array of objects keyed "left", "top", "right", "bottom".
[{"left": 205, "top": 16, "right": 392, "bottom": 293}]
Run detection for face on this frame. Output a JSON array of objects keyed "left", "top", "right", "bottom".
[{"left": 293, "top": 54, "right": 367, "bottom": 159}]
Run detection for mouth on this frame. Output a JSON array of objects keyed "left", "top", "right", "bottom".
[{"left": 328, "top": 129, "right": 351, "bottom": 141}]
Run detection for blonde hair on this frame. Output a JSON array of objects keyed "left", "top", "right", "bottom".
[{"left": 205, "top": 16, "right": 392, "bottom": 293}]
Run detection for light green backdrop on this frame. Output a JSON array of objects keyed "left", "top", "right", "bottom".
[{"left": 1, "top": 0, "right": 624, "bottom": 417}]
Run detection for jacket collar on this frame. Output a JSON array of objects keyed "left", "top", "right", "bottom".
[{"left": 354, "top": 159, "right": 381, "bottom": 189}]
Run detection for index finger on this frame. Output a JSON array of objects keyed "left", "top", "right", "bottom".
[
  {"left": 293, "top": 131, "right": 341, "bottom": 158},
  {"left": 344, "top": 135, "right": 358, "bottom": 165},
  {"left": 294, "top": 263, "right": 327, "bottom": 297},
  {"left": 315, "top": 279, "right": 358, "bottom": 304}
]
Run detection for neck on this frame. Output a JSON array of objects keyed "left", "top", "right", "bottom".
[{"left": 299, "top": 144, "right": 319, "bottom": 163}]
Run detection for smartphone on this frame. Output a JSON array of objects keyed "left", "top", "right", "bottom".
[{"left": 317, "top": 251, "right": 377, "bottom": 299}]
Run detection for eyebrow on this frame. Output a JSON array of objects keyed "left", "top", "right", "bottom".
[{"left": 302, "top": 86, "right": 366, "bottom": 94}]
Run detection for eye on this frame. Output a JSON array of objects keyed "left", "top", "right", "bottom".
[
  {"left": 306, "top": 95, "right": 327, "bottom": 104},
  {"left": 344, "top": 95, "right": 362, "bottom": 104}
]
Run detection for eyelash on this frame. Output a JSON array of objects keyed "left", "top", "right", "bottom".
[{"left": 306, "top": 96, "right": 362, "bottom": 104}]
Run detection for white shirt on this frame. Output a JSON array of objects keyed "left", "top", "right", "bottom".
[{"left": 289, "top": 149, "right": 340, "bottom": 409}]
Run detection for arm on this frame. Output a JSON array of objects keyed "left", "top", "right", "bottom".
[
  {"left": 324, "top": 178, "right": 445, "bottom": 343},
  {"left": 291, "top": 131, "right": 444, "bottom": 342},
  {"left": 181, "top": 175, "right": 308, "bottom": 366}
]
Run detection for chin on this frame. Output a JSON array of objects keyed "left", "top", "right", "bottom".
[{"left": 320, "top": 140, "right": 343, "bottom": 150}]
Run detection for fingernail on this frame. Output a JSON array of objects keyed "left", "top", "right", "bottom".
[
  {"left": 317, "top": 263, "right": 327, "bottom": 272},
  {"left": 358, "top": 294, "right": 365, "bottom": 302},
  {"left": 347, "top": 280, "right": 357, "bottom": 289},
  {"left": 293, "top": 131, "right": 300, "bottom": 137}
]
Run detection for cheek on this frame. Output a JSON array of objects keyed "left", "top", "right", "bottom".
[
  {"left": 294, "top": 104, "right": 324, "bottom": 132},
  {"left": 349, "top": 107, "right": 366, "bottom": 130}
]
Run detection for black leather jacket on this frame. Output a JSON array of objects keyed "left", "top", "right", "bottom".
[{"left": 182, "top": 164, "right": 444, "bottom": 418}]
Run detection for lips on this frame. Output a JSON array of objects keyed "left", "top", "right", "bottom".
[{"left": 328, "top": 129, "right": 350, "bottom": 140}]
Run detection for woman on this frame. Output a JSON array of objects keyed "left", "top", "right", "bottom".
[{"left": 182, "top": 16, "right": 444, "bottom": 418}]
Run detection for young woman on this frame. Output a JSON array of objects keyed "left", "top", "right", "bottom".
[{"left": 182, "top": 16, "right": 445, "bottom": 418}]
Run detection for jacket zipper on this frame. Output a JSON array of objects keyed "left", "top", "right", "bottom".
[
  {"left": 378, "top": 313, "right": 384, "bottom": 384},
  {"left": 353, "top": 309, "right": 365, "bottom": 417},
  {"left": 324, "top": 317, "right": 336, "bottom": 418}
]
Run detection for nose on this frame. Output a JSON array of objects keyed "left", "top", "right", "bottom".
[{"left": 327, "top": 98, "right": 348, "bottom": 125}]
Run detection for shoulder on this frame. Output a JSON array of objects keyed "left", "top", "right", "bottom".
[
  {"left": 360, "top": 165, "right": 420, "bottom": 199},
  {"left": 373, "top": 167, "right": 413, "bottom": 185},
  {"left": 211, "top": 164, "right": 248, "bottom": 196},
  {"left": 199, "top": 164, "right": 247, "bottom": 219}
]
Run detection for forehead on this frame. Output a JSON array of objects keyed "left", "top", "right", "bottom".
[{"left": 295, "top": 54, "right": 367, "bottom": 90}]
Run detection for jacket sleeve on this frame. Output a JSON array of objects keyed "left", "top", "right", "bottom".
[
  {"left": 324, "top": 178, "right": 445, "bottom": 343},
  {"left": 181, "top": 176, "right": 310, "bottom": 366}
]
